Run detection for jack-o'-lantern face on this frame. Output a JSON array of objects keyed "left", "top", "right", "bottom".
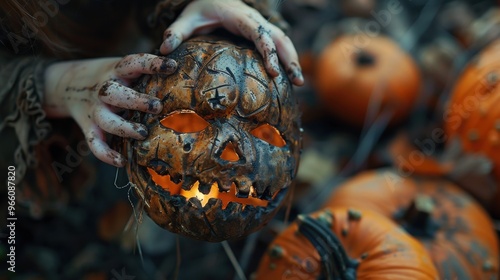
[{"left": 124, "top": 36, "right": 302, "bottom": 242}]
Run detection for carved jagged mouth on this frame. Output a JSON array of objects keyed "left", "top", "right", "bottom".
[{"left": 142, "top": 167, "right": 271, "bottom": 209}]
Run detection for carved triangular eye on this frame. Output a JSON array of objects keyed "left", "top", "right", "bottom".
[
  {"left": 251, "top": 124, "right": 285, "bottom": 147},
  {"left": 160, "top": 111, "right": 209, "bottom": 133},
  {"left": 220, "top": 142, "right": 240, "bottom": 161}
]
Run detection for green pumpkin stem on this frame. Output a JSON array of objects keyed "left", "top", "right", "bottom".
[{"left": 297, "top": 214, "right": 358, "bottom": 280}]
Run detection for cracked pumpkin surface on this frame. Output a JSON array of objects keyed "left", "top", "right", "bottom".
[{"left": 123, "top": 35, "right": 302, "bottom": 242}]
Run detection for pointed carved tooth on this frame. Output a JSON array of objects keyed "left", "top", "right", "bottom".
[
  {"left": 260, "top": 186, "right": 273, "bottom": 200},
  {"left": 252, "top": 182, "right": 274, "bottom": 200},
  {"left": 224, "top": 201, "right": 243, "bottom": 213},
  {"left": 181, "top": 176, "right": 197, "bottom": 190},
  {"left": 252, "top": 181, "right": 266, "bottom": 197},
  {"left": 217, "top": 179, "right": 232, "bottom": 192},
  {"left": 236, "top": 189, "right": 249, "bottom": 198},
  {"left": 170, "top": 173, "right": 182, "bottom": 184},
  {"left": 198, "top": 181, "right": 213, "bottom": 195},
  {"left": 234, "top": 180, "right": 250, "bottom": 198}
]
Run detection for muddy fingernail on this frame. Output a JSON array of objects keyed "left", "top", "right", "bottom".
[
  {"left": 159, "top": 58, "right": 177, "bottom": 74},
  {"left": 163, "top": 29, "right": 173, "bottom": 41},
  {"left": 267, "top": 62, "right": 279, "bottom": 77},
  {"left": 161, "top": 34, "right": 181, "bottom": 54},
  {"left": 147, "top": 98, "right": 163, "bottom": 113},
  {"left": 138, "top": 125, "right": 148, "bottom": 138},
  {"left": 98, "top": 82, "right": 112, "bottom": 97},
  {"left": 287, "top": 63, "right": 304, "bottom": 86},
  {"left": 273, "top": 65, "right": 281, "bottom": 76},
  {"left": 116, "top": 157, "right": 127, "bottom": 167},
  {"left": 294, "top": 70, "right": 304, "bottom": 86},
  {"left": 112, "top": 151, "right": 127, "bottom": 167}
]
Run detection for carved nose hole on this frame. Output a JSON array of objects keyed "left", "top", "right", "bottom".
[{"left": 220, "top": 142, "right": 240, "bottom": 162}]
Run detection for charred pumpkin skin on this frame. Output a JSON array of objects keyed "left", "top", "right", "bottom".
[
  {"left": 255, "top": 207, "right": 439, "bottom": 280},
  {"left": 444, "top": 39, "right": 500, "bottom": 218},
  {"left": 314, "top": 35, "right": 421, "bottom": 127},
  {"left": 124, "top": 36, "right": 302, "bottom": 242},
  {"left": 325, "top": 169, "right": 499, "bottom": 280}
]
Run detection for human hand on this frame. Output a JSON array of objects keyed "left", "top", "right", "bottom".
[
  {"left": 159, "top": 0, "right": 304, "bottom": 86},
  {"left": 43, "top": 54, "right": 177, "bottom": 167}
]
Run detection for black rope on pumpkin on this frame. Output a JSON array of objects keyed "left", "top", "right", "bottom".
[
  {"left": 394, "top": 194, "right": 440, "bottom": 239},
  {"left": 297, "top": 215, "right": 358, "bottom": 280},
  {"left": 297, "top": 216, "right": 338, "bottom": 280}
]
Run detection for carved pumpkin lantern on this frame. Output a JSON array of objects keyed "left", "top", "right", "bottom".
[
  {"left": 325, "top": 169, "right": 499, "bottom": 280},
  {"left": 254, "top": 207, "right": 439, "bottom": 279},
  {"left": 314, "top": 34, "right": 421, "bottom": 127},
  {"left": 123, "top": 36, "right": 302, "bottom": 242},
  {"left": 444, "top": 39, "right": 500, "bottom": 218}
]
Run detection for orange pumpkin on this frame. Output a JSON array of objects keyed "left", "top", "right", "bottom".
[
  {"left": 314, "top": 34, "right": 421, "bottom": 127},
  {"left": 444, "top": 38, "right": 500, "bottom": 218},
  {"left": 124, "top": 35, "right": 302, "bottom": 242},
  {"left": 385, "top": 132, "right": 453, "bottom": 178},
  {"left": 325, "top": 169, "right": 499, "bottom": 279},
  {"left": 254, "top": 206, "right": 439, "bottom": 279}
]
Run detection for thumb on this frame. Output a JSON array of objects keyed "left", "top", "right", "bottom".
[{"left": 160, "top": 12, "right": 218, "bottom": 54}]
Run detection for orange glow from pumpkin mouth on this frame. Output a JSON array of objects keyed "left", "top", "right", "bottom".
[{"left": 147, "top": 168, "right": 269, "bottom": 209}]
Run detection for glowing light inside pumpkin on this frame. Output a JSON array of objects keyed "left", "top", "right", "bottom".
[
  {"left": 152, "top": 113, "right": 284, "bottom": 209},
  {"left": 179, "top": 181, "right": 219, "bottom": 202},
  {"left": 148, "top": 168, "right": 269, "bottom": 209},
  {"left": 251, "top": 124, "right": 286, "bottom": 147},
  {"left": 162, "top": 111, "right": 285, "bottom": 147},
  {"left": 160, "top": 111, "right": 209, "bottom": 133}
]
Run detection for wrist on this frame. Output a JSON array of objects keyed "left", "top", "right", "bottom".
[
  {"left": 43, "top": 60, "right": 74, "bottom": 118},
  {"left": 42, "top": 58, "right": 121, "bottom": 118}
]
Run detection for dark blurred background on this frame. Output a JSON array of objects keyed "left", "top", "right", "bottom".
[{"left": 2, "top": 0, "right": 500, "bottom": 279}]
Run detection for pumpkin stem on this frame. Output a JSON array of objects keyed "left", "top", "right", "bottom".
[
  {"left": 396, "top": 194, "right": 440, "bottom": 238},
  {"left": 297, "top": 214, "right": 358, "bottom": 280},
  {"left": 355, "top": 50, "right": 375, "bottom": 66}
]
